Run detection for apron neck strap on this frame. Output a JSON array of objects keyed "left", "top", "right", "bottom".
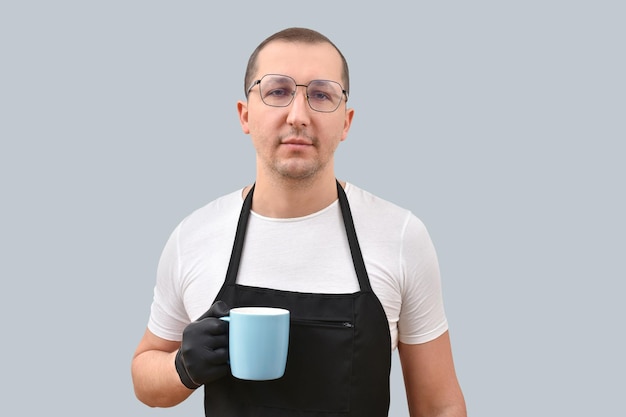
[
  {"left": 224, "top": 184, "right": 254, "bottom": 285},
  {"left": 224, "top": 181, "right": 372, "bottom": 293},
  {"left": 336, "top": 180, "right": 373, "bottom": 292}
]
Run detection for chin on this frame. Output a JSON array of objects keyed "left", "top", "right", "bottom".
[
  {"left": 273, "top": 160, "right": 321, "bottom": 179},
  {"left": 275, "top": 166, "right": 320, "bottom": 181}
]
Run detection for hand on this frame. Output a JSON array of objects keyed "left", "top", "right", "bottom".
[{"left": 174, "top": 301, "right": 230, "bottom": 389}]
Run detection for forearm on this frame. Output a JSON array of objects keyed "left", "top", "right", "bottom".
[{"left": 131, "top": 349, "right": 194, "bottom": 407}]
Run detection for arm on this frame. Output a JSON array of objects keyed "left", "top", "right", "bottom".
[
  {"left": 398, "top": 331, "right": 466, "bottom": 417},
  {"left": 131, "top": 328, "right": 194, "bottom": 407}
]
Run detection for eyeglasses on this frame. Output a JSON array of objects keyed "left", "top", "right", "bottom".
[{"left": 246, "top": 74, "right": 348, "bottom": 113}]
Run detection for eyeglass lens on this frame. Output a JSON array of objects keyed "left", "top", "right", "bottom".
[{"left": 259, "top": 75, "right": 344, "bottom": 112}]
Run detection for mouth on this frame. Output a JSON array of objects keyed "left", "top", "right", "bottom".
[
  {"left": 280, "top": 137, "right": 314, "bottom": 150},
  {"left": 281, "top": 137, "right": 313, "bottom": 146}
]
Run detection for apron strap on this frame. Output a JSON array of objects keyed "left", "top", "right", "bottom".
[
  {"left": 336, "top": 180, "right": 373, "bottom": 293},
  {"left": 224, "top": 184, "right": 254, "bottom": 285}
]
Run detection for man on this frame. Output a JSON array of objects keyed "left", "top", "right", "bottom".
[{"left": 131, "top": 27, "right": 466, "bottom": 416}]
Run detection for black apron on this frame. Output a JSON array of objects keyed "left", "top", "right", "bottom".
[{"left": 204, "top": 181, "right": 392, "bottom": 416}]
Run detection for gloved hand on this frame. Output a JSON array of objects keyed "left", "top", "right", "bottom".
[{"left": 174, "top": 300, "right": 230, "bottom": 389}]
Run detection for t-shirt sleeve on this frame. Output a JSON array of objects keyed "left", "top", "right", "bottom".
[
  {"left": 397, "top": 214, "right": 448, "bottom": 344},
  {"left": 147, "top": 224, "right": 191, "bottom": 341}
]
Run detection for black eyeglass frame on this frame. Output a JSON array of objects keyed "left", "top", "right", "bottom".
[{"left": 246, "top": 74, "right": 349, "bottom": 113}]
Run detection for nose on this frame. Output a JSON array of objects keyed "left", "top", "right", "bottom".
[{"left": 286, "top": 85, "right": 311, "bottom": 126}]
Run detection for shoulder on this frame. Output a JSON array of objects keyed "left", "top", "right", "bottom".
[
  {"left": 174, "top": 188, "right": 245, "bottom": 240},
  {"left": 345, "top": 182, "right": 433, "bottom": 253},
  {"left": 345, "top": 182, "right": 419, "bottom": 227}
]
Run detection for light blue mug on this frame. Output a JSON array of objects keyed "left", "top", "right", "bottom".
[{"left": 220, "top": 307, "right": 290, "bottom": 380}]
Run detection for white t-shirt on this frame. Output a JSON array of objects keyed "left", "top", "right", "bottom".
[{"left": 148, "top": 183, "right": 448, "bottom": 350}]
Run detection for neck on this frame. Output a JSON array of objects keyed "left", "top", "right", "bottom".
[{"left": 245, "top": 173, "right": 342, "bottom": 218}]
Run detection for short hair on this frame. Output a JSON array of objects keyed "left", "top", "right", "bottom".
[{"left": 244, "top": 27, "right": 350, "bottom": 98}]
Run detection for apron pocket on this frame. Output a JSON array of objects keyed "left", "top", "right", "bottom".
[{"left": 242, "top": 317, "right": 355, "bottom": 413}]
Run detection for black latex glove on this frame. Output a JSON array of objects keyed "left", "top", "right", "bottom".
[{"left": 174, "top": 301, "right": 230, "bottom": 389}]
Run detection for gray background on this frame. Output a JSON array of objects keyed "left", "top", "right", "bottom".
[{"left": 1, "top": 1, "right": 624, "bottom": 416}]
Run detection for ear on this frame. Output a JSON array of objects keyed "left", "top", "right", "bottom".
[
  {"left": 237, "top": 100, "right": 250, "bottom": 134},
  {"left": 340, "top": 107, "right": 355, "bottom": 142}
]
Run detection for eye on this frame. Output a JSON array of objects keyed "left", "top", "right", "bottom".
[
  {"left": 308, "top": 89, "right": 332, "bottom": 101},
  {"left": 265, "top": 88, "right": 291, "bottom": 98}
]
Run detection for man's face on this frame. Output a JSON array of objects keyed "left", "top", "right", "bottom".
[{"left": 238, "top": 41, "right": 354, "bottom": 182}]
